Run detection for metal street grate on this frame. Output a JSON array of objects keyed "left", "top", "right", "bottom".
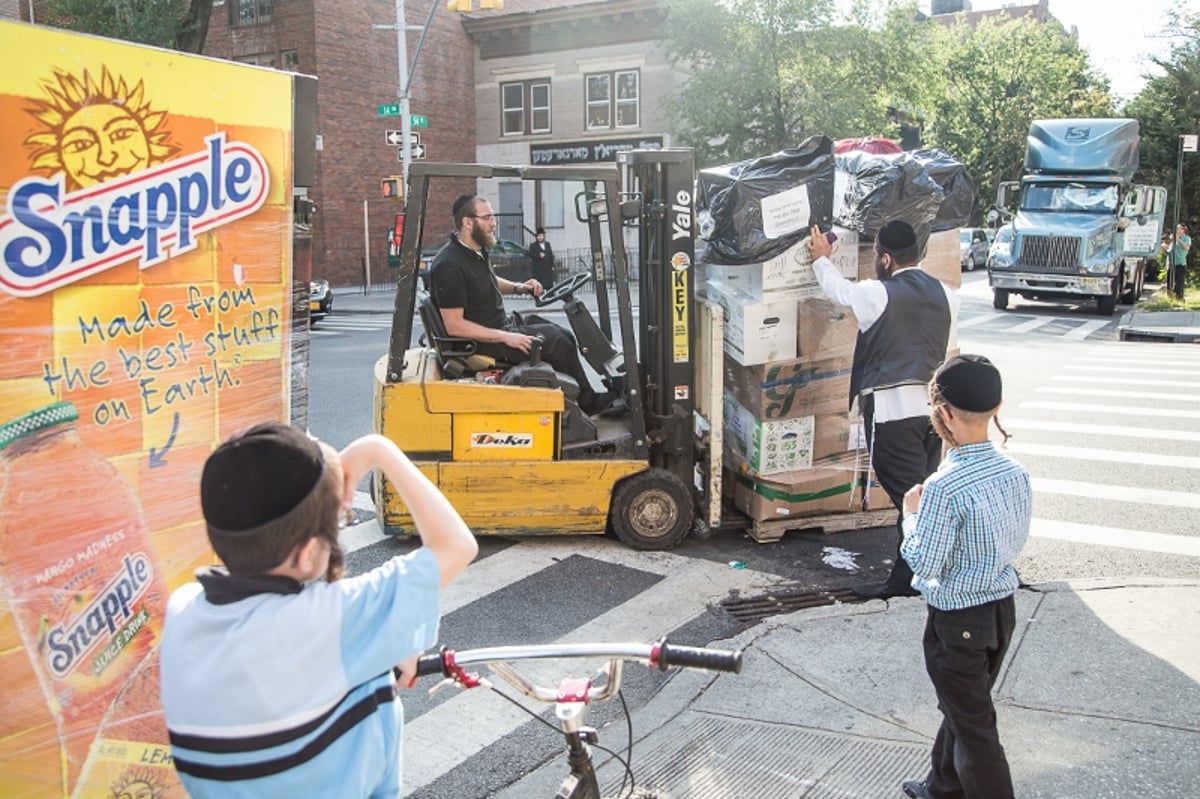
[{"left": 720, "top": 587, "right": 864, "bottom": 624}]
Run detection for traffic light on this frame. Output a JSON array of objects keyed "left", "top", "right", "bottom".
[{"left": 381, "top": 176, "right": 402, "bottom": 200}]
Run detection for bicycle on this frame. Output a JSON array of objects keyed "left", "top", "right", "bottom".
[{"left": 414, "top": 637, "right": 743, "bottom": 799}]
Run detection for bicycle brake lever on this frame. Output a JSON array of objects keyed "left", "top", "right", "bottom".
[{"left": 428, "top": 674, "right": 492, "bottom": 697}]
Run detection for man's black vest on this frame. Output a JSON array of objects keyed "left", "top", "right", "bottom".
[{"left": 849, "top": 268, "right": 951, "bottom": 407}]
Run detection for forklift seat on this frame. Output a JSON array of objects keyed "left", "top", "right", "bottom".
[
  {"left": 417, "top": 291, "right": 500, "bottom": 379},
  {"left": 417, "top": 291, "right": 597, "bottom": 442}
]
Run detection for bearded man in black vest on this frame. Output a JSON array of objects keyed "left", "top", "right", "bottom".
[{"left": 809, "top": 221, "right": 959, "bottom": 600}]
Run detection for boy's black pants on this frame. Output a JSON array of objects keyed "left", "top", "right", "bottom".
[{"left": 922, "top": 595, "right": 1016, "bottom": 799}]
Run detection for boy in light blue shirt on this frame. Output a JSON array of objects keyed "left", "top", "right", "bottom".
[{"left": 161, "top": 424, "right": 478, "bottom": 798}]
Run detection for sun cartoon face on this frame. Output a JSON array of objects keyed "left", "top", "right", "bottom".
[
  {"left": 109, "top": 767, "right": 168, "bottom": 799},
  {"left": 24, "top": 66, "right": 177, "bottom": 190}
]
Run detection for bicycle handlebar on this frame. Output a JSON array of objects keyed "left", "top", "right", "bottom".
[{"left": 413, "top": 637, "right": 742, "bottom": 683}]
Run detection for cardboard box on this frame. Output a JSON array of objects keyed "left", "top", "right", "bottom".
[
  {"left": 698, "top": 226, "right": 860, "bottom": 302},
  {"left": 723, "top": 353, "right": 852, "bottom": 420},
  {"left": 730, "top": 452, "right": 890, "bottom": 522},
  {"left": 921, "top": 228, "right": 961, "bottom": 288},
  {"left": 705, "top": 279, "right": 797, "bottom": 365},
  {"left": 723, "top": 395, "right": 815, "bottom": 476},
  {"left": 724, "top": 408, "right": 860, "bottom": 477},
  {"left": 796, "top": 297, "right": 858, "bottom": 362}
]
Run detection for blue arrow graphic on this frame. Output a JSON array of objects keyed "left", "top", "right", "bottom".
[{"left": 148, "top": 412, "right": 180, "bottom": 468}]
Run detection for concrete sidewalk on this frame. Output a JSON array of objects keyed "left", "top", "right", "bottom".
[{"left": 496, "top": 579, "right": 1200, "bottom": 799}]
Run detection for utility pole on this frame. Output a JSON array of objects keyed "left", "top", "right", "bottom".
[{"left": 372, "top": 2, "right": 437, "bottom": 195}]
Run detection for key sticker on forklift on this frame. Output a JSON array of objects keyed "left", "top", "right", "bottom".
[
  {"left": 470, "top": 433, "right": 534, "bottom": 448},
  {"left": 671, "top": 253, "right": 690, "bottom": 363}
]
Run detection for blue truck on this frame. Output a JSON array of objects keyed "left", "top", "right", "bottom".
[{"left": 987, "top": 118, "right": 1167, "bottom": 316}]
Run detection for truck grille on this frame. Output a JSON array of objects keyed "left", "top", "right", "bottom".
[{"left": 1017, "top": 235, "right": 1081, "bottom": 271}]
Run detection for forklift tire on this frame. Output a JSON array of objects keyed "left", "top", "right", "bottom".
[{"left": 609, "top": 468, "right": 693, "bottom": 551}]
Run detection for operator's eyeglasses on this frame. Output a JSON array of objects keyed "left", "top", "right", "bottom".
[{"left": 469, "top": 213, "right": 496, "bottom": 222}]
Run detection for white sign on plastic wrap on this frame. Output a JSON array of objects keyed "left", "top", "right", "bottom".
[{"left": 760, "top": 183, "right": 811, "bottom": 239}]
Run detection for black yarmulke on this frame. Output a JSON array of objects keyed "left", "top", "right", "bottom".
[
  {"left": 935, "top": 354, "right": 1003, "bottom": 412},
  {"left": 200, "top": 422, "right": 324, "bottom": 532},
  {"left": 876, "top": 220, "right": 917, "bottom": 252}
]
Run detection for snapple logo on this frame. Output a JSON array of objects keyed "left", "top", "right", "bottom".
[
  {"left": 46, "top": 553, "right": 154, "bottom": 678},
  {"left": 1, "top": 133, "right": 268, "bottom": 297}
]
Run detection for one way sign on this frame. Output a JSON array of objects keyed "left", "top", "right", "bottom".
[
  {"left": 397, "top": 142, "right": 426, "bottom": 160},
  {"left": 385, "top": 130, "right": 421, "bottom": 146}
]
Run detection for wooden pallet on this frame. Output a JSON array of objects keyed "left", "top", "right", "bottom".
[{"left": 748, "top": 508, "right": 896, "bottom": 544}]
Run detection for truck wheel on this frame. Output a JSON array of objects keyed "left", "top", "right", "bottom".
[
  {"left": 1120, "top": 263, "right": 1145, "bottom": 304},
  {"left": 1097, "top": 286, "right": 1117, "bottom": 316},
  {"left": 609, "top": 468, "right": 693, "bottom": 551},
  {"left": 992, "top": 289, "right": 1009, "bottom": 310}
]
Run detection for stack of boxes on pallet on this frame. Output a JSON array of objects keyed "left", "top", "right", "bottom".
[{"left": 698, "top": 143, "right": 968, "bottom": 524}]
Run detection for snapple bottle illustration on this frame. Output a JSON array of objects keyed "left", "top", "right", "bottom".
[
  {"left": 0, "top": 402, "right": 167, "bottom": 794},
  {"left": 71, "top": 647, "right": 186, "bottom": 798}
]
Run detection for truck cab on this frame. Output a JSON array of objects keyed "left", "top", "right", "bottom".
[{"left": 987, "top": 119, "right": 1166, "bottom": 316}]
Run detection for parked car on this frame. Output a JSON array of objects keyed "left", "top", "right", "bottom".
[
  {"left": 418, "top": 238, "right": 531, "bottom": 289},
  {"left": 986, "top": 226, "right": 1014, "bottom": 270},
  {"left": 309, "top": 278, "right": 332, "bottom": 320},
  {"left": 960, "top": 228, "right": 991, "bottom": 272}
]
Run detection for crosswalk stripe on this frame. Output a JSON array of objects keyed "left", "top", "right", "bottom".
[
  {"left": 402, "top": 544, "right": 776, "bottom": 791},
  {"left": 1029, "top": 518, "right": 1200, "bottom": 558},
  {"left": 1064, "top": 364, "right": 1198, "bottom": 376},
  {"left": 1033, "top": 478, "right": 1200, "bottom": 509},
  {"left": 1006, "top": 441, "right": 1200, "bottom": 470},
  {"left": 1061, "top": 319, "right": 1110, "bottom": 340},
  {"left": 957, "top": 314, "right": 1000, "bottom": 329},
  {"left": 1019, "top": 401, "right": 1200, "bottom": 420},
  {"left": 1006, "top": 317, "right": 1056, "bottom": 334},
  {"left": 1003, "top": 418, "right": 1200, "bottom": 442},
  {"left": 1035, "top": 386, "right": 1197, "bottom": 402},
  {"left": 1053, "top": 375, "right": 1200, "bottom": 389}
]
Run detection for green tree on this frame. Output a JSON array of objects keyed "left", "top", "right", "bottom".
[
  {"left": 922, "top": 15, "right": 1113, "bottom": 224},
  {"left": 43, "top": 0, "right": 215, "bottom": 53},
  {"left": 1124, "top": 9, "right": 1200, "bottom": 228}
]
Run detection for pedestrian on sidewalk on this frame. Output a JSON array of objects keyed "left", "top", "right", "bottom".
[
  {"left": 528, "top": 226, "right": 556, "bottom": 288},
  {"left": 897, "top": 355, "right": 1032, "bottom": 799},
  {"left": 809, "top": 221, "right": 960, "bottom": 600},
  {"left": 1169, "top": 223, "right": 1191, "bottom": 300}
]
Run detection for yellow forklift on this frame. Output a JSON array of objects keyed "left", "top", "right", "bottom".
[{"left": 372, "top": 149, "right": 727, "bottom": 550}]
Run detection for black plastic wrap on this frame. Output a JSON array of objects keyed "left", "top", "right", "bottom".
[
  {"left": 833, "top": 150, "right": 945, "bottom": 246},
  {"left": 696, "top": 135, "right": 836, "bottom": 265},
  {"left": 909, "top": 149, "right": 975, "bottom": 231}
]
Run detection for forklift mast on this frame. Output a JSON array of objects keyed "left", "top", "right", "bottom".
[{"left": 620, "top": 149, "right": 697, "bottom": 489}]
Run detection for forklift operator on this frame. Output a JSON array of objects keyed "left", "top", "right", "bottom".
[{"left": 429, "top": 194, "right": 616, "bottom": 416}]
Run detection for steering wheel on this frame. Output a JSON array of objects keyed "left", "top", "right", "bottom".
[{"left": 535, "top": 271, "right": 592, "bottom": 307}]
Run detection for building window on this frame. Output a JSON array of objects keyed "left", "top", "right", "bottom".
[
  {"left": 232, "top": 0, "right": 272, "bottom": 26},
  {"left": 501, "top": 79, "right": 551, "bottom": 136},
  {"left": 234, "top": 52, "right": 277, "bottom": 68},
  {"left": 282, "top": 50, "right": 299, "bottom": 71},
  {"left": 585, "top": 69, "right": 639, "bottom": 130}
]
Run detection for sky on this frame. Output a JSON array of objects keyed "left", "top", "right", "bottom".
[{"left": 939, "top": 0, "right": 1185, "bottom": 100}]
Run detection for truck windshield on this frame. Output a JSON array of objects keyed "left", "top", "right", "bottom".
[{"left": 1021, "top": 183, "right": 1119, "bottom": 214}]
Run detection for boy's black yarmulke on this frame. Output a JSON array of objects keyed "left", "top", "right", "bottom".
[
  {"left": 935, "top": 354, "right": 1003, "bottom": 412},
  {"left": 200, "top": 422, "right": 323, "bottom": 532}
]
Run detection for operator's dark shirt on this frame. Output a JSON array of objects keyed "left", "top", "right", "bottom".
[{"left": 429, "top": 234, "right": 507, "bottom": 329}]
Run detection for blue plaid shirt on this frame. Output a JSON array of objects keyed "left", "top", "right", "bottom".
[{"left": 900, "top": 442, "right": 1031, "bottom": 610}]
